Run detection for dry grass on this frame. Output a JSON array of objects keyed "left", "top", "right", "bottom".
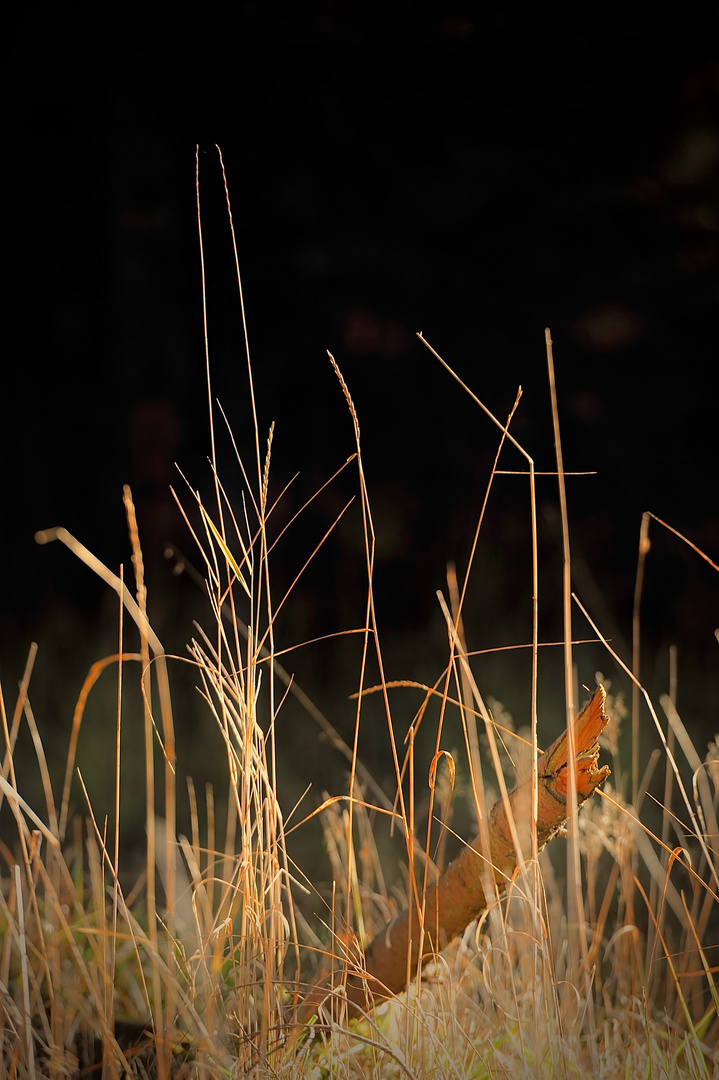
[{"left": 1, "top": 152, "right": 717, "bottom": 1078}]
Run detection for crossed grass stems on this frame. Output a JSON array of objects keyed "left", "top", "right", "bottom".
[{"left": 1, "top": 159, "right": 717, "bottom": 1078}]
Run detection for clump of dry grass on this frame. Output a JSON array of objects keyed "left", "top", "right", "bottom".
[{"left": 1, "top": 151, "right": 717, "bottom": 1078}]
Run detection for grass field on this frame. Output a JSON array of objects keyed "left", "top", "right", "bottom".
[{"left": 1, "top": 156, "right": 717, "bottom": 1078}]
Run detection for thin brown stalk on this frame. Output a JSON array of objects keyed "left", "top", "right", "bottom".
[
  {"left": 106, "top": 567, "right": 124, "bottom": 1080},
  {"left": 547, "top": 327, "right": 591, "bottom": 1032},
  {"left": 125, "top": 484, "right": 174, "bottom": 1080},
  {"left": 632, "top": 512, "right": 651, "bottom": 804},
  {"left": 646, "top": 512, "right": 719, "bottom": 572},
  {"left": 0, "top": 644, "right": 37, "bottom": 813},
  {"left": 327, "top": 351, "right": 415, "bottom": 954},
  {"left": 216, "top": 145, "right": 261, "bottom": 494}
]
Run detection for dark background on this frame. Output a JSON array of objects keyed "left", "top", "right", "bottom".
[{"left": 2, "top": 7, "right": 717, "bottom": 853}]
